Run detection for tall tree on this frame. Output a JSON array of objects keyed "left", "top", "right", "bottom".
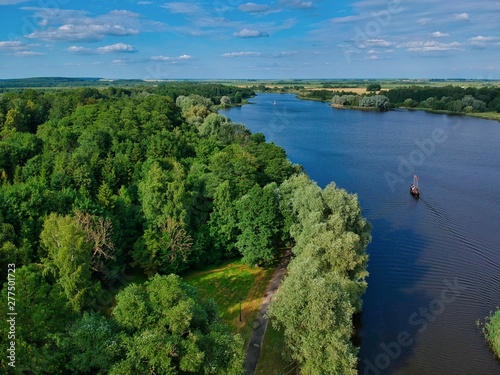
[
  {"left": 40, "top": 213, "right": 100, "bottom": 311},
  {"left": 235, "top": 183, "right": 281, "bottom": 265}
]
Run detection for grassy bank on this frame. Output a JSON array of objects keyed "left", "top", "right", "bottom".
[
  {"left": 183, "top": 259, "right": 275, "bottom": 345},
  {"left": 484, "top": 308, "right": 500, "bottom": 359},
  {"left": 255, "top": 322, "right": 295, "bottom": 375}
]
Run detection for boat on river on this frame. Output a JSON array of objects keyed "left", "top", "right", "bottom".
[{"left": 410, "top": 175, "right": 420, "bottom": 198}]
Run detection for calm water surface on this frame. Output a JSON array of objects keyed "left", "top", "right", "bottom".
[{"left": 221, "top": 93, "right": 500, "bottom": 375}]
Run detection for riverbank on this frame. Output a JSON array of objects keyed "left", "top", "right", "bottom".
[{"left": 297, "top": 97, "right": 500, "bottom": 122}]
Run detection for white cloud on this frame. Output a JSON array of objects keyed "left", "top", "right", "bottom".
[
  {"left": 469, "top": 35, "right": 500, "bottom": 48},
  {"left": 234, "top": 29, "right": 269, "bottom": 38},
  {"left": 0, "top": 41, "right": 25, "bottom": 49},
  {"left": 363, "top": 39, "right": 394, "bottom": 47},
  {"left": 14, "top": 50, "right": 45, "bottom": 56},
  {"left": 469, "top": 36, "right": 499, "bottom": 43},
  {"left": 431, "top": 31, "right": 449, "bottom": 38},
  {"left": 273, "top": 51, "right": 298, "bottom": 57},
  {"left": 454, "top": 12, "right": 469, "bottom": 21},
  {"left": 162, "top": 2, "right": 201, "bottom": 14},
  {"left": 0, "top": 40, "right": 43, "bottom": 56},
  {"left": 28, "top": 23, "right": 140, "bottom": 42},
  {"left": 97, "top": 43, "right": 136, "bottom": 54},
  {"left": 222, "top": 51, "right": 262, "bottom": 57},
  {"left": 400, "top": 41, "right": 462, "bottom": 53},
  {"left": 280, "top": 0, "right": 313, "bottom": 9},
  {"left": 24, "top": 8, "right": 150, "bottom": 42},
  {"left": 112, "top": 59, "right": 126, "bottom": 65},
  {"left": 67, "top": 43, "right": 137, "bottom": 54},
  {"left": 238, "top": 3, "right": 270, "bottom": 13},
  {"left": 0, "top": 0, "right": 32, "bottom": 4},
  {"left": 417, "top": 17, "right": 432, "bottom": 25},
  {"left": 151, "top": 54, "right": 193, "bottom": 62},
  {"left": 67, "top": 45, "right": 94, "bottom": 54}
]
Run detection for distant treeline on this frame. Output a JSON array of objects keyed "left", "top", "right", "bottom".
[{"left": 386, "top": 85, "right": 500, "bottom": 113}]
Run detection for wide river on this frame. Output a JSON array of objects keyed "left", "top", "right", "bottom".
[{"left": 221, "top": 93, "right": 500, "bottom": 374}]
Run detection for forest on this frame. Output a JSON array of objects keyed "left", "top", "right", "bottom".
[{"left": 0, "top": 82, "right": 370, "bottom": 374}]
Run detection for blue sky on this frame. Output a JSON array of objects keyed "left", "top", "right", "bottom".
[{"left": 0, "top": 0, "right": 498, "bottom": 79}]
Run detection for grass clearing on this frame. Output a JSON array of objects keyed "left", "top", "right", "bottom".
[
  {"left": 255, "top": 322, "right": 295, "bottom": 375},
  {"left": 183, "top": 259, "right": 275, "bottom": 344}
]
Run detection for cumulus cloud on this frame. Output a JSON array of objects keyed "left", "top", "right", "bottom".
[
  {"left": 431, "top": 31, "right": 449, "bottom": 38},
  {"left": 97, "top": 43, "right": 136, "bottom": 53},
  {"left": 469, "top": 35, "right": 500, "bottom": 48},
  {"left": 222, "top": 51, "right": 262, "bottom": 57},
  {"left": 0, "top": 40, "right": 42, "bottom": 56},
  {"left": 67, "top": 45, "right": 94, "bottom": 54},
  {"left": 67, "top": 43, "right": 137, "bottom": 54},
  {"left": 234, "top": 29, "right": 269, "bottom": 38},
  {"left": 24, "top": 8, "right": 152, "bottom": 42},
  {"left": 454, "top": 12, "right": 469, "bottom": 21},
  {"left": 0, "top": 40, "right": 26, "bottom": 49}
]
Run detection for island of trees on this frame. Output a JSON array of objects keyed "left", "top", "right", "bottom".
[{"left": 0, "top": 82, "right": 370, "bottom": 374}]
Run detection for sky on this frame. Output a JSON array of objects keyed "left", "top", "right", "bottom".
[{"left": 0, "top": 0, "right": 498, "bottom": 79}]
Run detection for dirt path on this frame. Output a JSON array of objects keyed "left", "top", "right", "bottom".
[{"left": 243, "top": 250, "right": 291, "bottom": 375}]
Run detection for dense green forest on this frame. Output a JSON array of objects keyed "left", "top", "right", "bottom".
[{"left": 0, "top": 82, "right": 370, "bottom": 374}]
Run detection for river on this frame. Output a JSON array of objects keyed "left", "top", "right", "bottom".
[{"left": 220, "top": 93, "right": 500, "bottom": 375}]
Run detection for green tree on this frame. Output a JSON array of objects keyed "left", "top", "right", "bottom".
[
  {"left": 366, "top": 83, "right": 381, "bottom": 92},
  {"left": 40, "top": 213, "right": 100, "bottom": 311},
  {"left": 138, "top": 160, "right": 189, "bottom": 224},
  {"left": 207, "top": 144, "right": 258, "bottom": 198},
  {"left": 60, "top": 312, "right": 120, "bottom": 374},
  {"left": 209, "top": 180, "right": 238, "bottom": 257},
  {"left": 0, "top": 264, "right": 75, "bottom": 374},
  {"left": 110, "top": 274, "right": 244, "bottom": 374},
  {"left": 235, "top": 183, "right": 281, "bottom": 265},
  {"left": 359, "top": 95, "right": 389, "bottom": 111},
  {"left": 268, "top": 174, "right": 371, "bottom": 374},
  {"left": 132, "top": 216, "right": 193, "bottom": 276}
]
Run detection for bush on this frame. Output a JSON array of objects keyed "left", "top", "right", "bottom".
[{"left": 484, "top": 308, "right": 500, "bottom": 359}]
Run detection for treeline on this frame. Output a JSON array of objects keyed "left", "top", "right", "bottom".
[
  {"left": 385, "top": 85, "right": 500, "bottom": 113},
  {"left": 0, "top": 83, "right": 370, "bottom": 374},
  {"left": 0, "top": 77, "right": 151, "bottom": 91}
]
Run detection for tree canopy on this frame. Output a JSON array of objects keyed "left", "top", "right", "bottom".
[{"left": 0, "top": 83, "right": 369, "bottom": 374}]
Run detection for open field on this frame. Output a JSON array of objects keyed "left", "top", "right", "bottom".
[{"left": 183, "top": 259, "right": 275, "bottom": 345}]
